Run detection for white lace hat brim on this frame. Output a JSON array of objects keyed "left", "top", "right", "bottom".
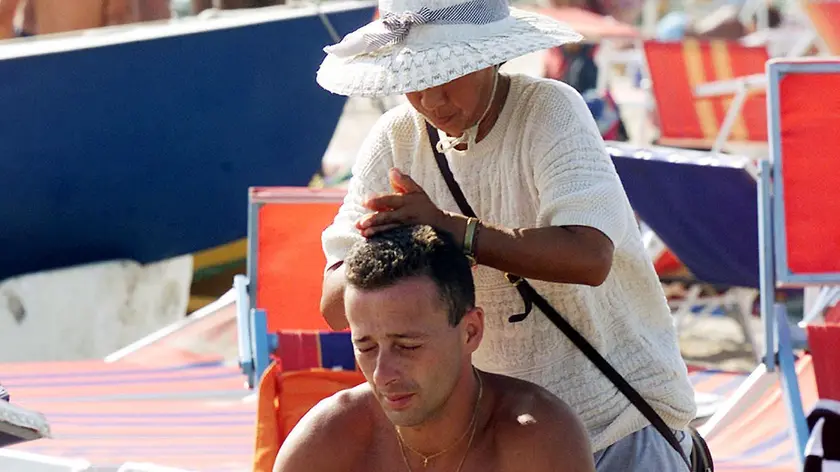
[{"left": 316, "top": 7, "right": 582, "bottom": 97}]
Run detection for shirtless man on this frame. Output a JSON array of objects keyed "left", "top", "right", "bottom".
[{"left": 273, "top": 225, "right": 595, "bottom": 472}]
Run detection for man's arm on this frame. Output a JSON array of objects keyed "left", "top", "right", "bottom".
[
  {"left": 319, "top": 112, "right": 398, "bottom": 331},
  {"left": 320, "top": 262, "right": 349, "bottom": 330},
  {"left": 273, "top": 389, "right": 367, "bottom": 472},
  {"left": 498, "top": 388, "right": 596, "bottom": 472}
]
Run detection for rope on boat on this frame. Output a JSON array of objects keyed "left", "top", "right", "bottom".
[
  {"left": 313, "top": 0, "right": 389, "bottom": 114},
  {"left": 314, "top": 0, "right": 342, "bottom": 43}
]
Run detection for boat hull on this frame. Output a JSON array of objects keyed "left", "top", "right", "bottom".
[{"left": 0, "top": 2, "right": 376, "bottom": 281}]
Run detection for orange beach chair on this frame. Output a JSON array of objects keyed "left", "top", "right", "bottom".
[
  {"left": 236, "top": 187, "right": 366, "bottom": 471},
  {"left": 801, "top": 0, "right": 840, "bottom": 55},
  {"left": 642, "top": 39, "right": 769, "bottom": 153}
]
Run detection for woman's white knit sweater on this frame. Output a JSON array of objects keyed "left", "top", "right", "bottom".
[{"left": 322, "top": 73, "right": 697, "bottom": 451}]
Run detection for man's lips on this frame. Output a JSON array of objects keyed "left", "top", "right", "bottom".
[{"left": 382, "top": 393, "right": 415, "bottom": 410}]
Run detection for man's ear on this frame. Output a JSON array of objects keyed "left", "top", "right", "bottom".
[{"left": 462, "top": 307, "right": 484, "bottom": 353}]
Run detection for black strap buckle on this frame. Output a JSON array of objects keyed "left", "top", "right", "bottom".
[{"left": 505, "top": 273, "right": 533, "bottom": 323}]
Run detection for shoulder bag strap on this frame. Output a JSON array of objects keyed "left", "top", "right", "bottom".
[{"left": 424, "top": 122, "right": 534, "bottom": 321}]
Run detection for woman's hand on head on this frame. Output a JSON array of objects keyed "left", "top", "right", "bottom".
[{"left": 356, "top": 168, "right": 453, "bottom": 237}]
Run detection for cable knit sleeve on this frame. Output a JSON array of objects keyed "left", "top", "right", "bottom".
[
  {"left": 530, "top": 83, "right": 629, "bottom": 246},
  {"left": 321, "top": 109, "right": 400, "bottom": 270}
]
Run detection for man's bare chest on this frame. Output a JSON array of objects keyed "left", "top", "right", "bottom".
[{"left": 344, "top": 438, "right": 504, "bottom": 472}]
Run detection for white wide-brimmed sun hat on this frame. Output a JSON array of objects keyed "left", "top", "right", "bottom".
[{"left": 316, "top": 0, "right": 582, "bottom": 97}]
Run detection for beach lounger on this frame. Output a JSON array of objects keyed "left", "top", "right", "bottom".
[
  {"left": 700, "top": 351, "right": 818, "bottom": 471},
  {"left": 229, "top": 187, "right": 364, "bottom": 471},
  {"left": 234, "top": 186, "right": 347, "bottom": 388},
  {"left": 640, "top": 223, "right": 739, "bottom": 323},
  {"left": 104, "top": 288, "right": 239, "bottom": 366},
  {"left": 0, "top": 450, "right": 93, "bottom": 472},
  {"left": 601, "top": 57, "right": 840, "bottom": 468},
  {"left": 642, "top": 39, "right": 769, "bottom": 154},
  {"left": 688, "top": 364, "right": 751, "bottom": 423},
  {"left": 1, "top": 359, "right": 253, "bottom": 471},
  {"left": 749, "top": 57, "right": 840, "bottom": 466},
  {"left": 608, "top": 142, "right": 762, "bottom": 357},
  {"left": 761, "top": 56, "right": 840, "bottom": 364},
  {"left": 641, "top": 223, "right": 688, "bottom": 278},
  {"left": 800, "top": 0, "right": 840, "bottom": 55},
  {"left": 688, "top": 2, "right": 840, "bottom": 148}
]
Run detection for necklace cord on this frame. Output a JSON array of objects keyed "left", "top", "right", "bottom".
[{"left": 397, "top": 369, "right": 483, "bottom": 471}]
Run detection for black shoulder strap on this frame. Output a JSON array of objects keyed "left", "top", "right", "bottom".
[
  {"left": 425, "top": 121, "right": 534, "bottom": 321},
  {"left": 425, "top": 122, "right": 692, "bottom": 470}
]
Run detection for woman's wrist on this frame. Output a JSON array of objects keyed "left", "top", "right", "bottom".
[
  {"left": 437, "top": 212, "right": 481, "bottom": 266},
  {"left": 437, "top": 212, "right": 466, "bottom": 244},
  {"left": 463, "top": 217, "right": 480, "bottom": 266}
]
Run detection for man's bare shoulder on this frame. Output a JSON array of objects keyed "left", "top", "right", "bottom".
[
  {"left": 272, "top": 383, "right": 378, "bottom": 472},
  {"left": 487, "top": 373, "right": 596, "bottom": 472}
]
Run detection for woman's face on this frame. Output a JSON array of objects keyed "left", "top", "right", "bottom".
[{"left": 405, "top": 67, "right": 496, "bottom": 137}]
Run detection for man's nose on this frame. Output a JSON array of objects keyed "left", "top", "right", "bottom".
[{"left": 372, "top": 348, "right": 401, "bottom": 388}]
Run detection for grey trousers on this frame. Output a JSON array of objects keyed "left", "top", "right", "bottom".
[{"left": 594, "top": 425, "right": 694, "bottom": 471}]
